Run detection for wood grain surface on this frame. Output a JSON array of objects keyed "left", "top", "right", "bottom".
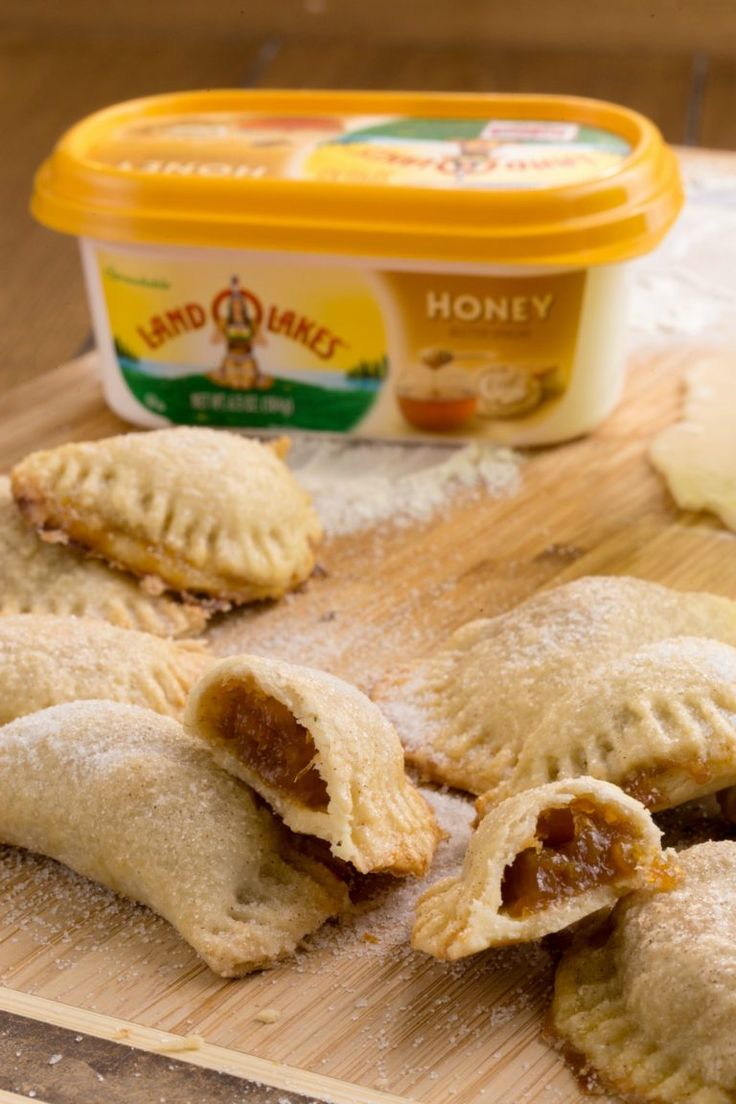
[
  {"left": 259, "top": 39, "right": 695, "bottom": 143},
  {"left": 4, "top": 0, "right": 736, "bottom": 56},
  {"left": 0, "top": 335, "right": 734, "bottom": 1103},
  {"left": 702, "top": 57, "right": 736, "bottom": 150},
  {"left": 0, "top": 990, "right": 411, "bottom": 1104}
]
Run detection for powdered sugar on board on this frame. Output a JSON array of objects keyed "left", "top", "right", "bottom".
[
  {"left": 210, "top": 437, "right": 522, "bottom": 676},
  {"left": 288, "top": 437, "right": 522, "bottom": 536},
  {"left": 629, "top": 158, "right": 736, "bottom": 344}
]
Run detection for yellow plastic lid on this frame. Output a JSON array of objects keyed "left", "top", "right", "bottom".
[{"left": 32, "top": 89, "right": 683, "bottom": 266}]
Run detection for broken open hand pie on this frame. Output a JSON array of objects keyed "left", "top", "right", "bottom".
[
  {"left": 0, "top": 700, "right": 347, "bottom": 976},
  {"left": 552, "top": 841, "right": 736, "bottom": 1104},
  {"left": 412, "top": 778, "right": 677, "bottom": 959},
  {"left": 0, "top": 614, "right": 212, "bottom": 725},
  {"left": 376, "top": 576, "right": 736, "bottom": 795},
  {"left": 186, "top": 653, "right": 441, "bottom": 876},
  {"left": 0, "top": 476, "right": 207, "bottom": 637},
  {"left": 11, "top": 428, "right": 322, "bottom": 605}
]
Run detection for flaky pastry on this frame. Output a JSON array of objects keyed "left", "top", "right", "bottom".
[
  {"left": 0, "top": 614, "right": 212, "bottom": 725},
  {"left": 551, "top": 842, "right": 736, "bottom": 1103},
  {"left": 11, "top": 428, "right": 322, "bottom": 604},
  {"left": 0, "top": 701, "right": 347, "bottom": 976},
  {"left": 477, "top": 636, "right": 736, "bottom": 817},
  {"left": 0, "top": 476, "right": 207, "bottom": 637},
  {"left": 376, "top": 576, "right": 736, "bottom": 794},
  {"left": 185, "top": 654, "right": 441, "bottom": 876},
  {"left": 412, "top": 777, "right": 676, "bottom": 959}
]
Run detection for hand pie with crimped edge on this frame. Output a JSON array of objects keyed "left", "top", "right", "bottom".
[
  {"left": 551, "top": 842, "right": 736, "bottom": 1104},
  {"left": 0, "top": 701, "right": 348, "bottom": 977},
  {"left": 476, "top": 636, "right": 736, "bottom": 819},
  {"left": 0, "top": 476, "right": 207, "bottom": 637},
  {"left": 185, "top": 654, "right": 442, "bottom": 876},
  {"left": 375, "top": 576, "right": 736, "bottom": 795},
  {"left": 11, "top": 428, "right": 322, "bottom": 605},
  {"left": 412, "top": 778, "right": 678, "bottom": 960},
  {"left": 0, "top": 614, "right": 212, "bottom": 725}
]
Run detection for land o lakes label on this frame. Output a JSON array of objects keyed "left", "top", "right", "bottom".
[{"left": 97, "top": 248, "right": 586, "bottom": 435}]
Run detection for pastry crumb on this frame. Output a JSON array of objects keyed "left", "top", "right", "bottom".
[
  {"left": 154, "top": 1033, "right": 205, "bottom": 1052},
  {"left": 254, "top": 1008, "right": 281, "bottom": 1024}
]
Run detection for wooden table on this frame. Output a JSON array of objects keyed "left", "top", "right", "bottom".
[{"left": 0, "top": 150, "right": 735, "bottom": 1104}]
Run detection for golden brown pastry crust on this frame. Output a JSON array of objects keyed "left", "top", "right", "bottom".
[
  {"left": 0, "top": 476, "right": 207, "bottom": 637},
  {"left": 376, "top": 576, "right": 736, "bottom": 795},
  {"left": 185, "top": 654, "right": 441, "bottom": 876},
  {"left": 0, "top": 700, "right": 347, "bottom": 976},
  {"left": 477, "top": 636, "right": 736, "bottom": 817},
  {"left": 551, "top": 842, "right": 736, "bottom": 1104},
  {"left": 11, "top": 428, "right": 322, "bottom": 604},
  {"left": 412, "top": 777, "right": 675, "bottom": 959},
  {"left": 0, "top": 614, "right": 212, "bottom": 725}
]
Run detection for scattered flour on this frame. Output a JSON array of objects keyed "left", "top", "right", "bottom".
[
  {"left": 288, "top": 438, "right": 522, "bottom": 536},
  {"left": 629, "top": 163, "right": 736, "bottom": 343}
]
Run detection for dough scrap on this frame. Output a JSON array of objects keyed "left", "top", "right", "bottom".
[
  {"left": 11, "top": 429, "right": 322, "bottom": 604},
  {"left": 376, "top": 576, "right": 736, "bottom": 795},
  {"left": 551, "top": 841, "right": 736, "bottom": 1104},
  {"left": 650, "top": 354, "right": 736, "bottom": 530},
  {"left": 0, "top": 614, "right": 212, "bottom": 725},
  {"left": 186, "top": 654, "right": 441, "bottom": 876},
  {"left": 0, "top": 700, "right": 347, "bottom": 976},
  {"left": 412, "top": 777, "right": 676, "bottom": 959},
  {"left": 0, "top": 476, "right": 207, "bottom": 637},
  {"left": 476, "top": 636, "right": 736, "bottom": 816}
]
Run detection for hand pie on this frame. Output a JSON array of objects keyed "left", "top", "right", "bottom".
[
  {"left": 11, "top": 428, "right": 322, "bottom": 605},
  {"left": 0, "top": 701, "right": 347, "bottom": 976},
  {"left": 0, "top": 614, "right": 212, "bottom": 725},
  {"left": 0, "top": 476, "right": 207, "bottom": 637},
  {"left": 477, "top": 636, "right": 736, "bottom": 817},
  {"left": 551, "top": 841, "right": 736, "bottom": 1103},
  {"left": 185, "top": 654, "right": 441, "bottom": 876},
  {"left": 376, "top": 576, "right": 736, "bottom": 795},
  {"left": 412, "top": 778, "right": 677, "bottom": 959}
]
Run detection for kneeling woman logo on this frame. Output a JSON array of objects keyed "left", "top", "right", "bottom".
[
  {"left": 208, "top": 276, "right": 272, "bottom": 390},
  {"left": 99, "top": 248, "right": 388, "bottom": 430}
]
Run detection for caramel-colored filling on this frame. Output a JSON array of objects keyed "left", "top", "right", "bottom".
[
  {"left": 622, "top": 757, "right": 712, "bottom": 811},
  {"left": 500, "top": 798, "right": 673, "bottom": 919},
  {"left": 212, "top": 680, "right": 329, "bottom": 810}
]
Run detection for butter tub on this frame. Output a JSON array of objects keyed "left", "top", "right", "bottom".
[{"left": 32, "top": 90, "right": 683, "bottom": 444}]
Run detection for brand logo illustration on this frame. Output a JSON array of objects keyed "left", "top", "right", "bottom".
[
  {"left": 208, "top": 277, "right": 270, "bottom": 390},
  {"left": 132, "top": 274, "right": 348, "bottom": 380}
]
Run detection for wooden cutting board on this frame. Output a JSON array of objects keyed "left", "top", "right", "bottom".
[{"left": 0, "top": 342, "right": 733, "bottom": 1104}]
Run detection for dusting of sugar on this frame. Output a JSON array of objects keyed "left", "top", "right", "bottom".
[
  {"left": 305, "top": 787, "right": 477, "bottom": 955},
  {"left": 288, "top": 438, "right": 522, "bottom": 536}
]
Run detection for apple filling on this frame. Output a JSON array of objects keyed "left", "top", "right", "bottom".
[
  {"left": 500, "top": 798, "right": 671, "bottom": 919},
  {"left": 211, "top": 679, "right": 329, "bottom": 810}
]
